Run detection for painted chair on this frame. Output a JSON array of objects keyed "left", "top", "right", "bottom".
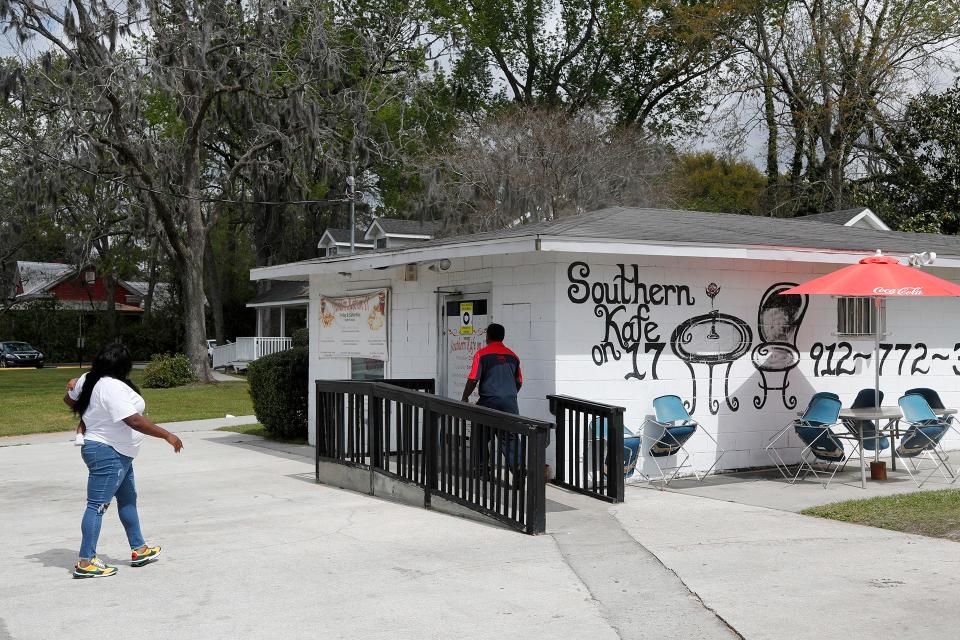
[
  {"left": 896, "top": 394, "right": 958, "bottom": 487},
  {"left": 838, "top": 389, "right": 889, "bottom": 469},
  {"left": 791, "top": 395, "right": 845, "bottom": 488},
  {"left": 636, "top": 395, "right": 725, "bottom": 486},
  {"left": 751, "top": 283, "right": 809, "bottom": 410},
  {"left": 905, "top": 387, "right": 945, "bottom": 410}
]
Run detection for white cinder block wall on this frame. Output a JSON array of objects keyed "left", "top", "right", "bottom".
[
  {"left": 553, "top": 253, "right": 960, "bottom": 473},
  {"left": 306, "top": 252, "right": 558, "bottom": 448},
  {"left": 306, "top": 249, "right": 960, "bottom": 475}
]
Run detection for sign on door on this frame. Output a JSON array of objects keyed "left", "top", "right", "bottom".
[{"left": 444, "top": 298, "right": 488, "bottom": 399}]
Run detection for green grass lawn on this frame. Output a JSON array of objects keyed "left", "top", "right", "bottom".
[
  {"left": 0, "top": 367, "right": 254, "bottom": 438},
  {"left": 803, "top": 489, "right": 960, "bottom": 541},
  {"left": 216, "top": 423, "right": 308, "bottom": 445}
]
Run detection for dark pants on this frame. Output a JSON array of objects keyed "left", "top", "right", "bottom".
[{"left": 476, "top": 396, "right": 521, "bottom": 471}]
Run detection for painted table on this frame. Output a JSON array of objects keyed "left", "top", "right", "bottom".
[{"left": 670, "top": 310, "right": 753, "bottom": 415}]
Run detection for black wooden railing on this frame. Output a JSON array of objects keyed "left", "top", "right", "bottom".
[
  {"left": 548, "top": 395, "right": 626, "bottom": 503},
  {"left": 316, "top": 380, "right": 551, "bottom": 534}
]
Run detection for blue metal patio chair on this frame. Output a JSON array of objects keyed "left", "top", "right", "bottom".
[
  {"left": 905, "top": 387, "right": 945, "bottom": 410},
  {"left": 765, "top": 392, "right": 840, "bottom": 478},
  {"left": 837, "top": 390, "right": 889, "bottom": 470},
  {"left": 636, "top": 395, "right": 725, "bottom": 486},
  {"left": 765, "top": 395, "right": 844, "bottom": 485},
  {"left": 896, "top": 394, "right": 958, "bottom": 487},
  {"left": 791, "top": 395, "right": 846, "bottom": 487},
  {"left": 594, "top": 418, "right": 643, "bottom": 479}
]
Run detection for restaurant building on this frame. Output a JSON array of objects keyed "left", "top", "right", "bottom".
[{"left": 250, "top": 207, "right": 960, "bottom": 475}]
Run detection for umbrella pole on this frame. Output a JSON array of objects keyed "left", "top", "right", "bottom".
[{"left": 871, "top": 297, "right": 883, "bottom": 487}]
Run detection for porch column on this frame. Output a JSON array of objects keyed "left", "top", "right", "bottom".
[
  {"left": 279, "top": 306, "right": 286, "bottom": 337},
  {"left": 256, "top": 307, "right": 263, "bottom": 337}
]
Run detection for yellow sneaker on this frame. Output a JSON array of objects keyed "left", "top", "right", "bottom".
[
  {"left": 130, "top": 545, "right": 162, "bottom": 567},
  {"left": 73, "top": 557, "right": 117, "bottom": 578}
]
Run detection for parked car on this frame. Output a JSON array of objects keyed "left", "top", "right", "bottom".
[
  {"left": 0, "top": 341, "right": 45, "bottom": 368},
  {"left": 206, "top": 339, "right": 217, "bottom": 366}
]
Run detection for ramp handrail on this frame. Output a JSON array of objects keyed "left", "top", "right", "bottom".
[
  {"left": 547, "top": 394, "right": 626, "bottom": 503},
  {"left": 316, "top": 380, "right": 550, "bottom": 534}
]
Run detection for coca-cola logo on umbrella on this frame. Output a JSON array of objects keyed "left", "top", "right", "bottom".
[{"left": 872, "top": 286, "right": 924, "bottom": 296}]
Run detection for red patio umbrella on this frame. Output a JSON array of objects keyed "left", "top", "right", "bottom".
[{"left": 782, "top": 251, "right": 960, "bottom": 415}]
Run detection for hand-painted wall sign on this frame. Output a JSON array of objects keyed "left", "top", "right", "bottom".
[
  {"left": 669, "top": 285, "right": 753, "bottom": 415},
  {"left": 567, "top": 261, "right": 696, "bottom": 382},
  {"left": 566, "top": 262, "right": 949, "bottom": 417},
  {"left": 809, "top": 341, "right": 934, "bottom": 377},
  {"left": 750, "top": 283, "right": 808, "bottom": 410}
]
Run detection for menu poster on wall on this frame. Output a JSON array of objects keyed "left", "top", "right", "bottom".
[{"left": 318, "top": 289, "right": 388, "bottom": 360}]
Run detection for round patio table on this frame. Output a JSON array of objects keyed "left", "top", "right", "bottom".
[{"left": 837, "top": 406, "right": 957, "bottom": 488}]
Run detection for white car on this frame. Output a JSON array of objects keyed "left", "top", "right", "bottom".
[{"left": 206, "top": 339, "right": 217, "bottom": 366}]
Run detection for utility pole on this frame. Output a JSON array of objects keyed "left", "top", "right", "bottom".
[{"left": 347, "top": 160, "right": 356, "bottom": 254}]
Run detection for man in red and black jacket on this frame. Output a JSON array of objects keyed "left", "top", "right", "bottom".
[
  {"left": 461, "top": 323, "right": 523, "bottom": 414},
  {"left": 462, "top": 323, "right": 523, "bottom": 473}
]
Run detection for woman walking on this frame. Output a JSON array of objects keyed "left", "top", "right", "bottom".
[{"left": 64, "top": 343, "right": 183, "bottom": 578}]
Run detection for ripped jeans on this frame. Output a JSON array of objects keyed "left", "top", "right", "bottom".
[{"left": 79, "top": 441, "right": 145, "bottom": 560}]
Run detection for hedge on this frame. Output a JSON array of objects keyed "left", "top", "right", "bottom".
[
  {"left": 0, "top": 299, "right": 183, "bottom": 362},
  {"left": 247, "top": 346, "right": 309, "bottom": 439},
  {"left": 292, "top": 327, "right": 309, "bottom": 348},
  {"left": 142, "top": 353, "right": 196, "bottom": 388}
]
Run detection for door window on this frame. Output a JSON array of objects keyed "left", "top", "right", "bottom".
[{"left": 443, "top": 297, "right": 489, "bottom": 399}]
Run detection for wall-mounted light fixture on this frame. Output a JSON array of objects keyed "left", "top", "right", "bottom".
[
  {"left": 427, "top": 258, "right": 452, "bottom": 272},
  {"left": 908, "top": 251, "right": 936, "bottom": 267}
]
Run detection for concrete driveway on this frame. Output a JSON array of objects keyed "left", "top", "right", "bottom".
[
  {"left": 5, "top": 427, "right": 958, "bottom": 640},
  {"left": 0, "top": 429, "right": 731, "bottom": 640}
]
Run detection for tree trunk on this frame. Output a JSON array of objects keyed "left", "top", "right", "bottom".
[
  {"left": 180, "top": 196, "right": 212, "bottom": 382},
  {"left": 179, "top": 246, "right": 211, "bottom": 382},
  {"left": 105, "top": 270, "right": 117, "bottom": 340},
  {"left": 144, "top": 237, "right": 159, "bottom": 320},
  {"left": 204, "top": 236, "right": 225, "bottom": 344}
]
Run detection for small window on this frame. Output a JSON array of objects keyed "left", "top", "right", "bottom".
[
  {"left": 328, "top": 246, "right": 338, "bottom": 256},
  {"left": 376, "top": 238, "right": 387, "bottom": 249},
  {"left": 837, "top": 297, "right": 884, "bottom": 336},
  {"left": 351, "top": 358, "right": 384, "bottom": 380}
]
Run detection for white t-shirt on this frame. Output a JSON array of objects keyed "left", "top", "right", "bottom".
[{"left": 69, "top": 373, "right": 146, "bottom": 458}]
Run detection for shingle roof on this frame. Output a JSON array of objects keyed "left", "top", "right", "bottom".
[
  {"left": 247, "top": 280, "right": 309, "bottom": 305},
  {"left": 797, "top": 208, "right": 870, "bottom": 225},
  {"left": 124, "top": 281, "right": 175, "bottom": 308},
  {"left": 405, "top": 207, "right": 960, "bottom": 257},
  {"left": 322, "top": 228, "right": 373, "bottom": 245},
  {"left": 16, "top": 261, "right": 75, "bottom": 297},
  {"left": 371, "top": 218, "right": 439, "bottom": 236},
  {"left": 255, "top": 207, "right": 960, "bottom": 278}
]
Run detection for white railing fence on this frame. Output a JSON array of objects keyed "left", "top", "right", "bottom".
[{"left": 211, "top": 337, "right": 293, "bottom": 369}]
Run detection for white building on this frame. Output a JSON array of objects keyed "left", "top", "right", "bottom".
[
  {"left": 251, "top": 207, "right": 960, "bottom": 474},
  {"left": 363, "top": 218, "right": 439, "bottom": 249}
]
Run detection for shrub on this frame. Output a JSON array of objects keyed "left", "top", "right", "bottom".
[
  {"left": 292, "top": 327, "right": 309, "bottom": 348},
  {"left": 247, "top": 347, "right": 308, "bottom": 439},
  {"left": 142, "top": 353, "right": 196, "bottom": 388}
]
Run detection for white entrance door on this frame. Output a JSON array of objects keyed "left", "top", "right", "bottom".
[{"left": 441, "top": 295, "right": 489, "bottom": 399}]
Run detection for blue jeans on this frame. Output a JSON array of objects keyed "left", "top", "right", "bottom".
[{"left": 79, "top": 441, "right": 145, "bottom": 560}]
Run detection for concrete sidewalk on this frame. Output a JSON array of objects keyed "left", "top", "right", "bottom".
[
  {"left": 6, "top": 428, "right": 958, "bottom": 640},
  {"left": 2, "top": 429, "right": 728, "bottom": 640},
  {"left": 613, "top": 490, "right": 960, "bottom": 640}
]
